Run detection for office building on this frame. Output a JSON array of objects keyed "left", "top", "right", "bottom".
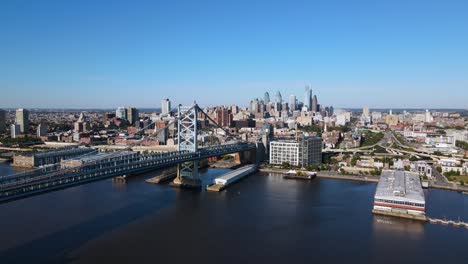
[
  {"left": 264, "top": 92, "right": 270, "bottom": 105},
  {"left": 11, "top": 124, "right": 20, "bottom": 138},
  {"left": 303, "top": 86, "right": 312, "bottom": 111},
  {"left": 270, "top": 136, "right": 322, "bottom": 167},
  {"left": 161, "top": 98, "right": 171, "bottom": 116},
  {"left": 126, "top": 107, "right": 139, "bottom": 125},
  {"left": 37, "top": 120, "right": 48, "bottom": 137},
  {"left": 275, "top": 91, "right": 282, "bottom": 104},
  {"left": 363, "top": 106, "right": 370, "bottom": 117},
  {"left": 15, "top": 108, "right": 29, "bottom": 134},
  {"left": 289, "top": 95, "right": 296, "bottom": 112},
  {"left": 312, "top": 95, "right": 318, "bottom": 113},
  {"left": 0, "top": 109, "right": 6, "bottom": 134},
  {"left": 116, "top": 107, "right": 127, "bottom": 120}
]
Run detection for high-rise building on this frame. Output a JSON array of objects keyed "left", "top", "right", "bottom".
[
  {"left": 264, "top": 92, "right": 270, "bottom": 105},
  {"left": 161, "top": 98, "right": 171, "bottom": 116},
  {"left": 74, "top": 112, "right": 91, "bottom": 133},
  {"left": 126, "top": 107, "right": 139, "bottom": 125},
  {"left": 116, "top": 107, "right": 127, "bottom": 120},
  {"left": 289, "top": 95, "right": 296, "bottom": 112},
  {"left": 0, "top": 109, "right": 6, "bottom": 134},
  {"left": 37, "top": 120, "right": 48, "bottom": 137},
  {"left": 312, "top": 95, "right": 318, "bottom": 113},
  {"left": 11, "top": 124, "right": 20, "bottom": 138},
  {"left": 303, "top": 86, "right": 312, "bottom": 111},
  {"left": 214, "top": 107, "right": 232, "bottom": 127},
  {"left": 363, "top": 106, "right": 370, "bottom": 117},
  {"left": 15, "top": 109, "right": 29, "bottom": 134},
  {"left": 275, "top": 91, "right": 282, "bottom": 104},
  {"left": 270, "top": 136, "right": 322, "bottom": 167}
]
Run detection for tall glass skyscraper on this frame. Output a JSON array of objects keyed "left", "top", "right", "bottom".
[
  {"left": 289, "top": 95, "right": 296, "bottom": 112},
  {"left": 264, "top": 92, "right": 270, "bottom": 104},
  {"left": 275, "top": 91, "right": 282, "bottom": 104},
  {"left": 15, "top": 108, "right": 29, "bottom": 134},
  {"left": 304, "top": 86, "right": 312, "bottom": 111}
]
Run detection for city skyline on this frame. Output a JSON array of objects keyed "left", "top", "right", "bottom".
[{"left": 1, "top": 0, "right": 467, "bottom": 109}]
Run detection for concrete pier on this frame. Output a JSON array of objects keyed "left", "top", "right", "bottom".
[
  {"left": 372, "top": 209, "right": 427, "bottom": 222},
  {"left": 146, "top": 169, "right": 177, "bottom": 184},
  {"left": 206, "top": 165, "right": 257, "bottom": 192},
  {"left": 171, "top": 177, "right": 202, "bottom": 189}
]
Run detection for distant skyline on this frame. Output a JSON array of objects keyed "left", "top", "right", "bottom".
[{"left": 1, "top": 0, "right": 467, "bottom": 109}]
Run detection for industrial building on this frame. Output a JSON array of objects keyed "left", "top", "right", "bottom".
[{"left": 373, "top": 170, "right": 426, "bottom": 220}]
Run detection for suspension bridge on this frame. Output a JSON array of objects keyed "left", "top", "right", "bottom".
[{"left": 0, "top": 104, "right": 263, "bottom": 203}]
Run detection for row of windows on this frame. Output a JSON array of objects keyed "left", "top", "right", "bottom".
[{"left": 375, "top": 198, "right": 424, "bottom": 208}]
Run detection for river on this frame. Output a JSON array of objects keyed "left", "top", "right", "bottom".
[{"left": 0, "top": 163, "right": 466, "bottom": 263}]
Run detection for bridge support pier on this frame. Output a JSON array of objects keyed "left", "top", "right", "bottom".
[{"left": 173, "top": 161, "right": 202, "bottom": 189}]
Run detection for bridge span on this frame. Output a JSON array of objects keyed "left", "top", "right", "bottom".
[{"left": 0, "top": 143, "right": 257, "bottom": 204}]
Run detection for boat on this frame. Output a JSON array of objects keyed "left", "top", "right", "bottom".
[{"left": 283, "top": 170, "right": 317, "bottom": 180}]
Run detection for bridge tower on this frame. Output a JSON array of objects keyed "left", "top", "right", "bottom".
[{"left": 175, "top": 104, "right": 201, "bottom": 187}]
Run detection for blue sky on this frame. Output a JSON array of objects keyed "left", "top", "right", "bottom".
[{"left": 1, "top": 0, "right": 467, "bottom": 109}]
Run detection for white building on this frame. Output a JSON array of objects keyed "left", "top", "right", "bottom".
[
  {"left": 161, "top": 98, "right": 171, "bottom": 116},
  {"left": 270, "top": 136, "right": 322, "bottom": 167},
  {"left": 11, "top": 124, "right": 20, "bottom": 138}
]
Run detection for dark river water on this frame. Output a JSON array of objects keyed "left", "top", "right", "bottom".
[{"left": 0, "top": 163, "right": 466, "bottom": 264}]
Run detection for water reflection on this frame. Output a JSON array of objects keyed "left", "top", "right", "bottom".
[{"left": 373, "top": 215, "right": 425, "bottom": 238}]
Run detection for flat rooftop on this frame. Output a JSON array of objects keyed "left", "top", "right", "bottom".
[{"left": 375, "top": 170, "right": 425, "bottom": 204}]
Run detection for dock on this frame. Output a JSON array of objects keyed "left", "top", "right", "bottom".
[
  {"left": 427, "top": 218, "right": 468, "bottom": 228},
  {"left": 206, "top": 165, "right": 257, "bottom": 192},
  {"left": 146, "top": 169, "right": 177, "bottom": 184}
]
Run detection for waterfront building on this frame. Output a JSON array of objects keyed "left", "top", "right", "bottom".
[
  {"left": 0, "top": 109, "right": 5, "bottom": 134},
  {"left": 15, "top": 108, "right": 29, "bottom": 134},
  {"left": 270, "top": 136, "right": 322, "bottom": 167},
  {"left": 373, "top": 170, "right": 426, "bottom": 220},
  {"left": 161, "top": 98, "right": 171, "bottom": 116}
]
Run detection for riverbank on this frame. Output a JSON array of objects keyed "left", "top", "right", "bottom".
[{"left": 259, "top": 168, "right": 380, "bottom": 183}]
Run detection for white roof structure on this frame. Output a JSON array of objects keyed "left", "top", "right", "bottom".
[{"left": 375, "top": 170, "right": 425, "bottom": 205}]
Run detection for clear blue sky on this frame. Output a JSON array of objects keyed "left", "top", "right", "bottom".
[{"left": 1, "top": 0, "right": 467, "bottom": 109}]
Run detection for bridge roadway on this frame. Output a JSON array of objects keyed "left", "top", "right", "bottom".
[{"left": 0, "top": 142, "right": 256, "bottom": 203}]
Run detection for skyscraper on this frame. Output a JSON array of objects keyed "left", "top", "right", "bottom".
[
  {"left": 37, "top": 120, "right": 48, "bottom": 137},
  {"left": 0, "top": 109, "right": 5, "bottom": 134},
  {"left": 11, "top": 124, "right": 20, "bottom": 138},
  {"left": 312, "top": 95, "right": 318, "bottom": 112},
  {"left": 289, "top": 95, "right": 297, "bottom": 112},
  {"left": 15, "top": 109, "right": 29, "bottom": 134},
  {"left": 116, "top": 107, "right": 127, "bottom": 120},
  {"left": 275, "top": 91, "right": 282, "bottom": 104},
  {"left": 304, "top": 86, "right": 312, "bottom": 111},
  {"left": 161, "top": 98, "right": 171, "bottom": 116},
  {"left": 363, "top": 106, "right": 370, "bottom": 117},
  {"left": 126, "top": 107, "right": 139, "bottom": 125},
  {"left": 264, "top": 92, "right": 270, "bottom": 104}
]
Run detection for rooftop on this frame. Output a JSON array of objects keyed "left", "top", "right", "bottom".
[{"left": 375, "top": 170, "right": 425, "bottom": 204}]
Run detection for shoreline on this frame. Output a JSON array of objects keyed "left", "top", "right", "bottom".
[{"left": 259, "top": 168, "right": 468, "bottom": 191}]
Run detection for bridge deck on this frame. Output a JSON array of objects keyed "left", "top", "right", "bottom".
[{"left": 0, "top": 143, "right": 256, "bottom": 203}]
